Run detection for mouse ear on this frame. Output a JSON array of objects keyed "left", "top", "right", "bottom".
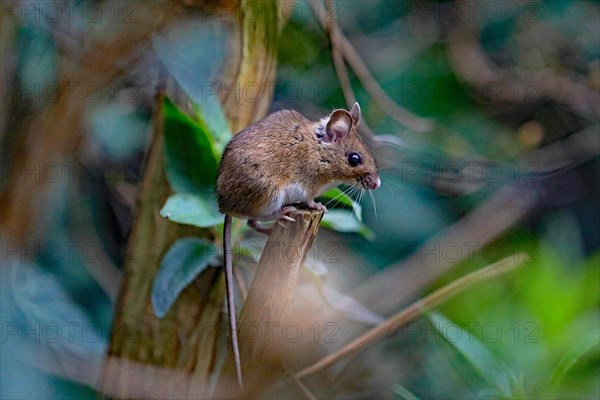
[
  {"left": 349, "top": 102, "right": 361, "bottom": 124},
  {"left": 325, "top": 110, "right": 353, "bottom": 143}
]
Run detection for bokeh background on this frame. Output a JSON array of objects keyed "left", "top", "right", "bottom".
[{"left": 1, "top": 0, "right": 599, "bottom": 399}]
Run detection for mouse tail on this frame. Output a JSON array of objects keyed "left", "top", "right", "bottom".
[{"left": 223, "top": 214, "right": 244, "bottom": 390}]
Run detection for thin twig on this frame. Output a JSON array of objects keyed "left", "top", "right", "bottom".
[
  {"left": 284, "top": 364, "right": 319, "bottom": 400},
  {"left": 338, "top": 32, "right": 434, "bottom": 132},
  {"left": 321, "top": 1, "right": 380, "bottom": 141},
  {"left": 324, "top": 1, "right": 355, "bottom": 107},
  {"left": 295, "top": 253, "right": 527, "bottom": 378},
  {"left": 322, "top": 0, "right": 376, "bottom": 140},
  {"left": 309, "top": 0, "right": 433, "bottom": 133}
]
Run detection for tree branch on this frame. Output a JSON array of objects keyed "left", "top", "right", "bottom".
[
  {"left": 309, "top": 0, "right": 433, "bottom": 133},
  {"left": 214, "top": 209, "right": 324, "bottom": 399}
]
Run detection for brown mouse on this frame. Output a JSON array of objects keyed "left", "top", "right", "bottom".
[{"left": 216, "top": 102, "right": 380, "bottom": 389}]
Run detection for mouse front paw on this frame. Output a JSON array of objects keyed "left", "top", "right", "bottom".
[{"left": 307, "top": 199, "right": 327, "bottom": 212}]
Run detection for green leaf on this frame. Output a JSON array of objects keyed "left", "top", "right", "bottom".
[
  {"left": 152, "top": 237, "right": 219, "bottom": 318},
  {"left": 321, "top": 209, "right": 374, "bottom": 240},
  {"left": 193, "top": 97, "right": 231, "bottom": 154},
  {"left": 319, "top": 187, "right": 363, "bottom": 222},
  {"left": 549, "top": 324, "right": 600, "bottom": 390},
  {"left": 152, "top": 19, "right": 231, "bottom": 151},
  {"left": 160, "top": 193, "right": 223, "bottom": 228},
  {"left": 319, "top": 187, "right": 354, "bottom": 208},
  {"left": 163, "top": 97, "right": 219, "bottom": 195},
  {"left": 428, "top": 312, "right": 515, "bottom": 398}
]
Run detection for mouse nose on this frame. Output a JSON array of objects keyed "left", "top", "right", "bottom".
[{"left": 371, "top": 176, "right": 381, "bottom": 190}]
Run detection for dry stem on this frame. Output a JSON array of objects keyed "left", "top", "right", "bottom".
[{"left": 296, "top": 253, "right": 527, "bottom": 379}]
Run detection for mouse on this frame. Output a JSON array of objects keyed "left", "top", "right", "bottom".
[{"left": 216, "top": 102, "right": 380, "bottom": 389}]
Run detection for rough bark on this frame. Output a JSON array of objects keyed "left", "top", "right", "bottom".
[{"left": 100, "top": 93, "right": 223, "bottom": 399}]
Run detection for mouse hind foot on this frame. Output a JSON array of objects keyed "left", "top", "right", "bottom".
[
  {"left": 247, "top": 219, "right": 273, "bottom": 235},
  {"left": 248, "top": 206, "right": 298, "bottom": 235}
]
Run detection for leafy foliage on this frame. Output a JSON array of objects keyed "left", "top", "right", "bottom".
[
  {"left": 160, "top": 96, "right": 223, "bottom": 229},
  {"left": 152, "top": 238, "right": 218, "bottom": 318},
  {"left": 160, "top": 193, "right": 222, "bottom": 229},
  {"left": 162, "top": 97, "right": 220, "bottom": 197},
  {"left": 412, "top": 236, "right": 600, "bottom": 399},
  {"left": 429, "top": 312, "right": 515, "bottom": 398},
  {"left": 3, "top": 0, "right": 598, "bottom": 398},
  {"left": 152, "top": 17, "right": 231, "bottom": 150},
  {"left": 321, "top": 209, "right": 374, "bottom": 240},
  {"left": 319, "top": 187, "right": 363, "bottom": 221}
]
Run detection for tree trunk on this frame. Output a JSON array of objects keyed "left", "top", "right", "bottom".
[{"left": 101, "top": 1, "right": 281, "bottom": 398}]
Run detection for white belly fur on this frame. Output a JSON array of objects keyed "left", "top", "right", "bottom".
[{"left": 262, "top": 183, "right": 309, "bottom": 217}]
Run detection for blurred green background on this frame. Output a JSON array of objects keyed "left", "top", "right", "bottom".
[{"left": 1, "top": 0, "right": 598, "bottom": 399}]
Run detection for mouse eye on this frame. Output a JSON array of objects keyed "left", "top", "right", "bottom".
[{"left": 347, "top": 152, "right": 362, "bottom": 167}]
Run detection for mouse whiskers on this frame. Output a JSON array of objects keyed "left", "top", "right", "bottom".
[
  {"left": 368, "top": 189, "right": 378, "bottom": 220},
  {"left": 357, "top": 188, "right": 365, "bottom": 211},
  {"left": 346, "top": 185, "right": 362, "bottom": 219},
  {"left": 324, "top": 186, "right": 356, "bottom": 209}
]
